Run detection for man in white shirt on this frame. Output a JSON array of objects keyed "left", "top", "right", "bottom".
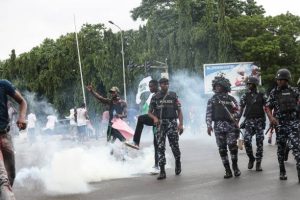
[
  {"left": 43, "top": 115, "right": 58, "bottom": 135},
  {"left": 27, "top": 113, "right": 37, "bottom": 142},
  {"left": 76, "top": 103, "right": 88, "bottom": 141},
  {"left": 66, "top": 107, "right": 77, "bottom": 139}
]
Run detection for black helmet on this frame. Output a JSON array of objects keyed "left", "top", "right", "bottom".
[
  {"left": 275, "top": 68, "right": 291, "bottom": 81},
  {"left": 246, "top": 76, "right": 259, "bottom": 86},
  {"left": 212, "top": 74, "right": 231, "bottom": 93}
]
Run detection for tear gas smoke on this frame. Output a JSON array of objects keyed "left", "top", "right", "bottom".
[
  {"left": 14, "top": 72, "right": 212, "bottom": 195},
  {"left": 15, "top": 139, "right": 171, "bottom": 195},
  {"left": 170, "top": 71, "right": 209, "bottom": 139}
]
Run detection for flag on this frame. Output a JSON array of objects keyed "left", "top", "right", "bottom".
[
  {"left": 136, "top": 76, "right": 152, "bottom": 104},
  {"left": 111, "top": 118, "right": 134, "bottom": 140}
]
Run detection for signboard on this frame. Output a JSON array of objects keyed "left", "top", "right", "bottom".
[{"left": 203, "top": 62, "right": 261, "bottom": 94}]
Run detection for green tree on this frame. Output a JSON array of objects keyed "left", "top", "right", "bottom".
[{"left": 217, "top": 0, "right": 232, "bottom": 62}]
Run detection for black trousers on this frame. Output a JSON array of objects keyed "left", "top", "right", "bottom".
[
  {"left": 107, "top": 124, "right": 126, "bottom": 142},
  {"left": 133, "top": 114, "right": 153, "bottom": 144},
  {"left": 133, "top": 114, "right": 158, "bottom": 167}
]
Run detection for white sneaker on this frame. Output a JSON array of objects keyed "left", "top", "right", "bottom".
[
  {"left": 150, "top": 166, "right": 160, "bottom": 175},
  {"left": 124, "top": 141, "right": 139, "bottom": 150}
]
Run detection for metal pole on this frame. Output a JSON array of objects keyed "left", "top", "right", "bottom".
[
  {"left": 120, "top": 30, "right": 127, "bottom": 102},
  {"left": 109, "top": 21, "right": 127, "bottom": 102},
  {"left": 74, "top": 15, "right": 87, "bottom": 107}
]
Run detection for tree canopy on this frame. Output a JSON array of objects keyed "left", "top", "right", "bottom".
[{"left": 1, "top": 0, "right": 300, "bottom": 116}]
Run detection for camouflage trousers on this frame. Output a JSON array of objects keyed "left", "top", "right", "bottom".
[
  {"left": 0, "top": 133, "right": 16, "bottom": 200},
  {"left": 214, "top": 121, "right": 239, "bottom": 166},
  {"left": 244, "top": 118, "right": 265, "bottom": 161},
  {"left": 276, "top": 120, "right": 300, "bottom": 167},
  {"left": 156, "top": 119, "right": 180, "bottom": 166}
]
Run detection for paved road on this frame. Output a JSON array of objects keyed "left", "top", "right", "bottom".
[{"left": 13, "top": 135, "right": 300, "bottom": 200}]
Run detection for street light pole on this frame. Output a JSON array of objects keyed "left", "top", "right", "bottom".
[{"left": 108, "top": 21, "right": 127, "bottom": 102}]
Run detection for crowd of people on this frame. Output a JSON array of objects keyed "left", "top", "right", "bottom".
[{"left": 0, "top": 68, "right": 299, "bottom": 199}]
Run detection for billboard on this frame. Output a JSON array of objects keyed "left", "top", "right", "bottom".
[{"left": 203, "top": 62, "right": 261, "bottom": 94}]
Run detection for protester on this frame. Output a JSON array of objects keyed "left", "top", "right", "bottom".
[
  {"left": 27, "top": 112, "right": 37, "bottom": 142},
  {"left": 66, "top": 107, "right": 77, "bottom": 140},
  {"left": 125, "top": 79, "right": 160, "bottom": 174},
  {"left": 86, "top": 85, "right": 132, "bottom": 143},
  {"left": 76, "top": 103, "right": 88, "bottom": 142},
  {"left": 43, "top": 114, "right": 58, "bottom": 134},
  {"left": 0, "top": 79, "right": 27, "bottom": 200}
]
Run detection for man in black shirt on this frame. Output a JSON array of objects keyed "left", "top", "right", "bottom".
[{"left": 125, "top": 80, "right": 160, "bottom": 173}]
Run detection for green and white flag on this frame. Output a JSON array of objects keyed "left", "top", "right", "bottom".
[{"left": 136, "top": 76, "right": 152, "bottom": 104}]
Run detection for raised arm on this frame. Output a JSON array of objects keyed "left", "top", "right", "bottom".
[{"left": 86, "top": 85, "right": 110, "bottom": 104}]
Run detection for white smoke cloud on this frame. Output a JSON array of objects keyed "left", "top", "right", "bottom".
[
  {"left": 14, "top": 138, "right": 169, "bottom": 195},
  {"left": 170, "top": 71, "right": 208, "bottom": 138},
  {"left": 13, "top": 72, "right": 213, "bottom": 196}
]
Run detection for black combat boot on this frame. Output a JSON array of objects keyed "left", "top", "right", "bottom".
[
  {"left": 157, "top": 165, "right": 166, "bottom": 180},
  {"left": 232, "top": 161, "right": 241, "bottom": 177},
  {"left": 248, "top": 155, "right": 255, "bottom": 169},
  {"left": 279, "top": 164, "right": 287, "bottom": 180},
  {"left": 256, "top": 160, "right": 263, "bottom": 171},
  {"left": 175, "top": 159, "right": 181, "bottom": 175},
  {"left": 223, "top": 164, "right": 233, "bottom": 179}
]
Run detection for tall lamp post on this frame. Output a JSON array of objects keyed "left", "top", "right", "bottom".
[{"left": 108, "top": 20, "right": 127, "bottom": 102}]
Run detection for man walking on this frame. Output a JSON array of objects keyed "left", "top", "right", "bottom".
[
  {"left": 148, "top": 78, "right": 183, "bottom": 180},
  {"left": 206, "top": 75, "right": 241, "bottom": 179},
  {"left": 238, "top": 76, "right": 267, "bottom": 171},
  {"left": 265, "top": 68, "right": 300, "bottom": 182}
]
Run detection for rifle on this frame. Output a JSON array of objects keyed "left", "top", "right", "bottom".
[
  {"left": 264, "top": 125, "right": 274, "bottom": 135},
  {"left": 215, "top": 96, "right": 239, "bottom": 128},
  {"left": 215, "top": 96, "right": 244, "bottom": 138}
]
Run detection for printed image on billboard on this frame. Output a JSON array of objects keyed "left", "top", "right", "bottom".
[{"left": 203, "top": 62, "right": 261, "bottom": 94}]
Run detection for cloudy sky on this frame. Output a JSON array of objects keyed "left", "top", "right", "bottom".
[{"left": 0, "top": 0, "right": 300, "bottom": 60}]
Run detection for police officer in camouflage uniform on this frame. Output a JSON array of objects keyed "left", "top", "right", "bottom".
[
  {"left": 206, "top": 75, "right": 241, "bottom": 179},
  {"left": 148, "top": 78, "right": 184, "bottom": 180},
  {"left": 238, "top": 76, "right": 267, "bottom": 171},
  {"left": 265, "top": 68, "right": 300, "bottom": 182}
]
